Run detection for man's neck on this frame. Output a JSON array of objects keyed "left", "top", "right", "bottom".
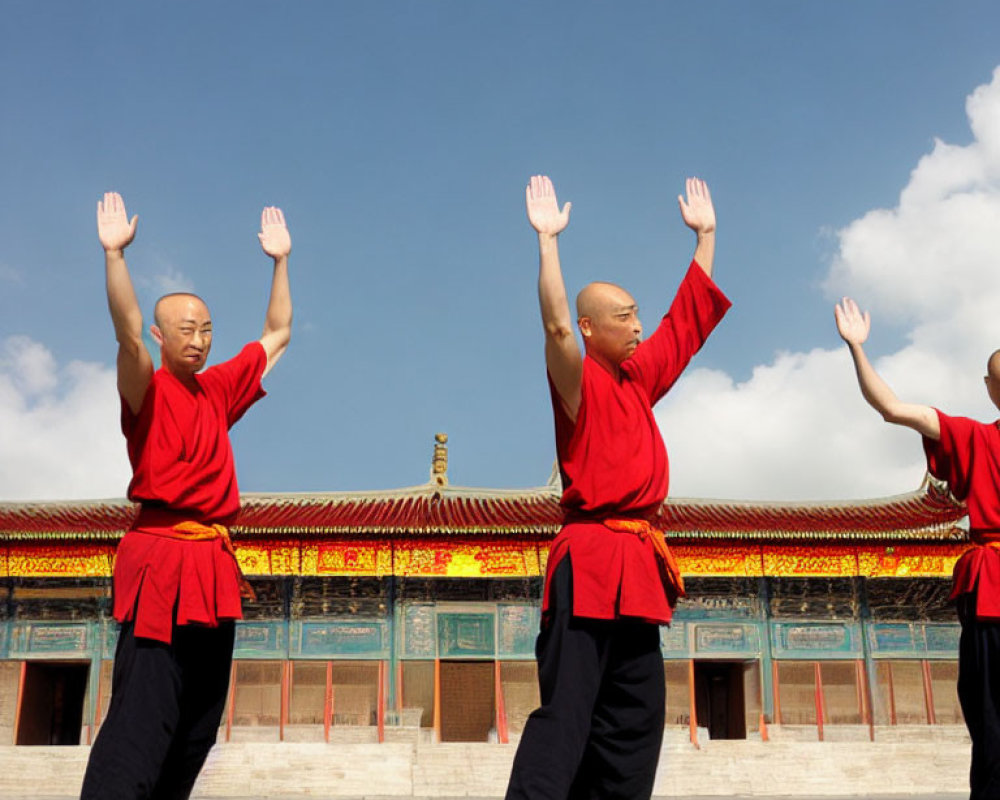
[
  {"left": 587, "top": 349, "right": 623, "bottom": 382},
  {"left": 163, "top": 362, "right": 200, "bottom": 389}
]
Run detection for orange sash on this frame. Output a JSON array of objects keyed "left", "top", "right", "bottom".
[
  {"left": 163, "top": 521, "right": 256, "bottom": 601},
  {"left": 602, "top": 518, "right": 686, "bottom": 605}
]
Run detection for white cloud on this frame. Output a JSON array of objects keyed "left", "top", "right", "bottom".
[
  {"left": 0, "top": 336, "right": 130, "bottom": 500},
  {"left": 659, "top": 66, "right": 1000, "bottom": 500}
]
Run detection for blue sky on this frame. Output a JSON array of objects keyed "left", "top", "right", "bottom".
[{"left": 3, "top": 2, "right": 1000, "bottom": 500}]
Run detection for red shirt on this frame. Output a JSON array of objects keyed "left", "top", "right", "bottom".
[
  {"left": 545, "top": 262, "right": 731, "bottom": 624},
  {"left": 113, "top": 342, "right": 267, "bottom": 643},
  {"left": 923, "top": 410, "right": 1000, "bottom": 620}
]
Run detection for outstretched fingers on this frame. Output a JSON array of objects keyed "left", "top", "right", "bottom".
[
  {"left": 834, "top": 296, "right": 871, "bottom": 345},
  {"left": 258, "top": 205, "right": 291, "bottom": 258},
  {"left": 97, "top": 191, "right": 137, "bottom": 251}
]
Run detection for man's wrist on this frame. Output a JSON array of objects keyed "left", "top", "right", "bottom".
[
  {"left": 695, "top": 229, "right": 716, "bottom": 241},
  {"left": 537, "top": 232, "right": 559, "bottom": 247}
]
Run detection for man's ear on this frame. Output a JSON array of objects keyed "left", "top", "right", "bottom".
[
  {"left": 150, "top": 325, "right": 165, "bottom": 346},
  {"left": 578, "top": 316, "right": 592, "bottom": 338}
]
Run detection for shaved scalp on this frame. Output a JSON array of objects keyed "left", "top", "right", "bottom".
[
  {"left": 988, "top": 349, "right": 1000, "bottom": 381},
  {"left": 576, "top": 281, "right": 633, "bottom": 319},
  {"left": 153, "top": 293, "right": 208, "bottom": 327}
]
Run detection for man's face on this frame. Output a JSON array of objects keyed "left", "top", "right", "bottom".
[
  {"left": 151, "top": 296, "right": 213, "bottom": 377},
  {"left": 579, "top": 286, "right": 643, "bottom": 365}
]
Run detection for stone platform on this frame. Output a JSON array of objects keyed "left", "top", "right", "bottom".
[{"left": 0, "top": 728, "right": 973, "bottom": 798}]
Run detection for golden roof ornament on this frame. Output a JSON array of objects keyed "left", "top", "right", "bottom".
[{"left": 431, "top": 432, "right": 449, "bottom": 487}]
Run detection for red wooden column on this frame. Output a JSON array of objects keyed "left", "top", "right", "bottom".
[
  {"left": 433, "top": 659, "right": 442, "bottom": 742},
  {"left": 279, "top": 661, "right": 291, "bottom": 742},
  {"left": 13, "top": 661, "right": 26, "bottom": 745},
  {"left": 687, "top": 659, "right": 699, "bottom": 748},
  {"left": 921, "top": 660, "right": 936, "bottom": 725},
  {"left": 494, "top": 661, "right": 509, "bottom": 744},
  {"left": 323, "top": 661, "right": 333, "bottom": 743},
  {"left": 377, "top": 661, "right": 386, "bottom": 743},
  {"left": 856, "top": 659, "right": 874, "bottom": 741},
  {"left": 813, "top": 662, "right": 825, "bottom": 742}
]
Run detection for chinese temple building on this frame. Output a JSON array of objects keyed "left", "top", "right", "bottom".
[{"left": 0, "top": 434, "right": 973, "bottom": 751}]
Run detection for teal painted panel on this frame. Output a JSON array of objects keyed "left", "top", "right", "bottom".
[
  {"left": 923, "top": 624, "right": 960, "bottom": 655},
  {"left": 772, "top": 622, "right": 860, "bottom": 658},
  {"left": 867, "top": 623, "right": 960, "bottom": 658},
  {"left": 661, "top": 623, "right": 688, "bottom": 655},
  {"left": 402, "top": 604, "right": 435, "bottom": 658},
  {"left": 694, "top": 623, "right": 761, "bottom": 655},
  {"left": 675, "top": 596, "right": 757, "bottom": 621},
  {"left": 0, "top": 623, "right": 7, "bottom": 659},
  {"left": 437, "top": 613, "right": 494, "bottom": 658},
  {"left": 294, "top": 620, "right": 387, "bottom": 658},
  {"left": 234, "top": 621, "right": 287, "bottom": 658},
  {"left": 10, "top": 623, "right": 89, "bottom": 656},
  {"left": 870, "top": 623, "right": 921, "bottom": 654},
  {"left": 498, "top": 604, "right": 539, "bottom": 658}
]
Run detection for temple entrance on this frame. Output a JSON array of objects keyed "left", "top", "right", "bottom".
[
  {"left": 694, "top": 661, "right": 746, "bottom": 740},
  {"left": 439, "top": 660, "right": 495, "bottom": 742},
  {"left": 16, "top": 661, "right": 89, "bottom": 745}
]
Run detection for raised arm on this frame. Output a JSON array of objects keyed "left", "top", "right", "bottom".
[
  {"left": 98, "top": 192, "right": 153, "bottom": 414},
  {"left": 835, "top": 297, "right": 940, "bottom": 440},
  {"left": 527, "top": 175, "right": 582, "bottom": 419},
  {"left": 257, "top": 206, "right": 292, "bottom": 378},
  {"left": 678, "top": 177, "right": 716, "bottom": 278}
]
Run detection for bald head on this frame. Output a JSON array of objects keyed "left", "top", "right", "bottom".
[
  {"left": 575, "top": 281, "right": 642, "bottom": 366},
  {"left": 151, "top": 293, "right": 213, "bottom": 377},
  {"left": 988, "top": 350, "right": 1000, "bottom": 381},
  {"left": 576, "top": 282, "right": 635, "bottom": 320},
  {"left": 153, "top": 293, "right": 209, "bottom": 328}
]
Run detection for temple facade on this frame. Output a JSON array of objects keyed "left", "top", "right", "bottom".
[{"left": 0, "top": 436, "right": 972, "bottom": 749}]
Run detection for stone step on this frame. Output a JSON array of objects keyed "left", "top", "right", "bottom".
[{"left": 0, "top": 739, "right": 972, "bottom": 797}]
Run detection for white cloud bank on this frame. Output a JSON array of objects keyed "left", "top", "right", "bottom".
[
  {"left": 659, "top": 66, "right": 1000, "bottom": 500},
  {"left": 0, "top": 336, "right": 130, "bottom": 500}
]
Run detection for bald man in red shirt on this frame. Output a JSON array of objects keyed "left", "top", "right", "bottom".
[
  {"left": 80, "top": 193, "right": 292, "bottom": 800},
  {"left": 505, "top": 176, "right": 730, "bottom": 800},
  {"left": 836, "top": 297, "right": 1000, "bottom": 800}
]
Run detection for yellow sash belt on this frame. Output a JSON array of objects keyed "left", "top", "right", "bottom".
[
  {"left": 166, "top": 521, "right": 256, "bottom": 601},
  {"left": 602, "top": 518, "right": 686, "bottom": 603}
]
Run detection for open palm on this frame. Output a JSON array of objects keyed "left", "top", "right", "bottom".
[
  {"left": 678, "top": 178, "right": 715, "bottom": 234},
  {"left": 97, "top": 192, "right": 138, "bottom": 252},
  {"left": 834, "top": 297, "right": 871, "bottom": 346},
  {"left": 258, "top": 206, "right": 291, "bottom": 258},
  {"left": 526, "top": 175, "right": 571, "bottom": 236}
]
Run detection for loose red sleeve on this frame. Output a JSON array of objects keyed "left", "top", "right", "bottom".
[
  {"left": 922, "top": 410, "right": 976, "bottom": 501},
  {"left": 205, "top": 341, "right": 268, "bottom": 427},
  {"left": 623, "top": 261, "right": 731, "bottom": 405}
]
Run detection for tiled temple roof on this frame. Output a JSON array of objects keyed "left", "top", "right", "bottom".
[{"left": 0, "top": 476, "right": 967, "bottom": 543}]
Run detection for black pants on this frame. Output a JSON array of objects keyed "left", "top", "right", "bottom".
[
  {"left": 80, "top": 620, "right": 235, "bottom": 800},
  {"left": 958, "top": 595, "right": 1000, "bottom": 800},
  {"left": 505, "top": 558, "right": 665, "bottom": 800}
]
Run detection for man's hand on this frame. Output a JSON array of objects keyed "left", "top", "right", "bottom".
[
  {"left": 97, "top": 192, "right": 138, "bottom": 253},
  {"left": 258, "top": 206, "right": 292, "bottom": 379},
  {"left": 258, "top": 206, "right": 292, "bottom": 260},
  {"left": 678, "top": 177, "right": 715, "bottom": 236},
  {"left": 834, "top": 297, "right": 871, "bottom": 347},
  {"left": 835, "top": 296, "right": 939, "bottom": 440},
  {"left": 526, "top": 175, "right": 571, "bottom": 237}
]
